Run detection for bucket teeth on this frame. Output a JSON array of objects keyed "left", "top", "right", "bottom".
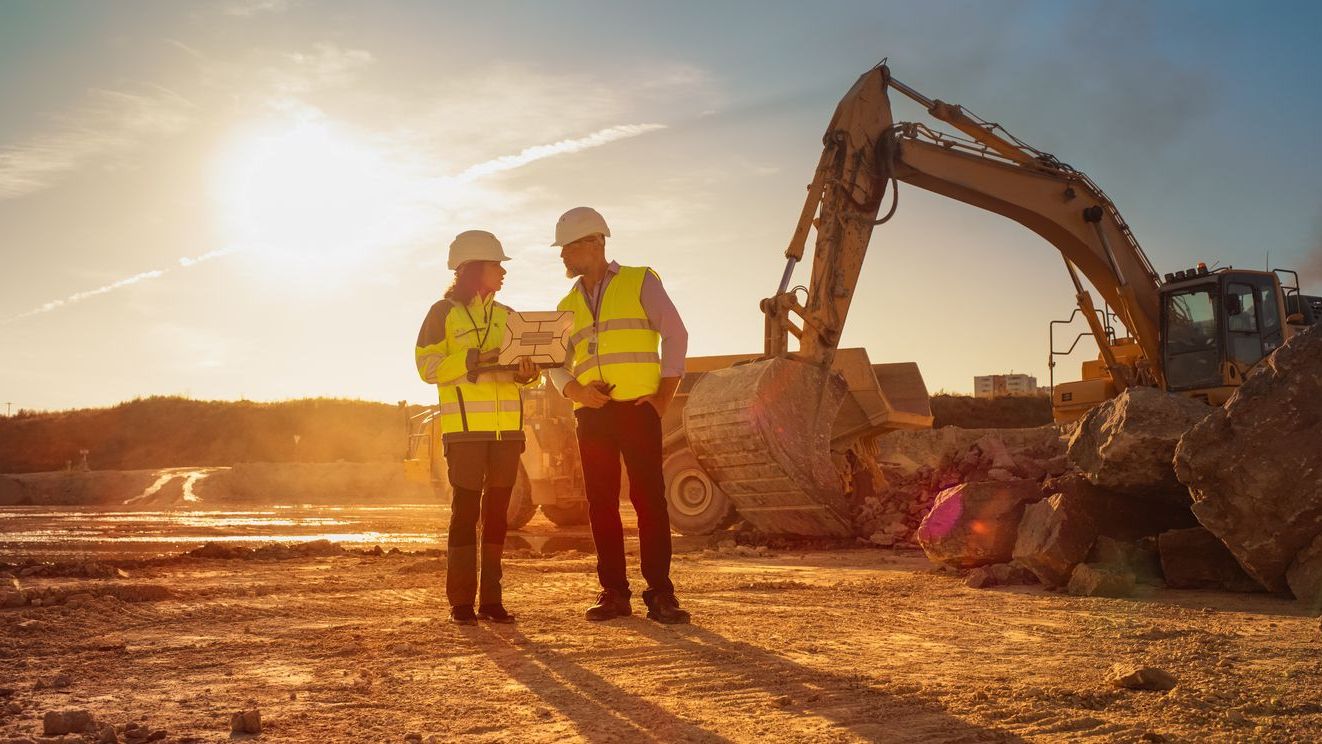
[{"left": 682, "top": 357, "right": 854, "bottom": 536}]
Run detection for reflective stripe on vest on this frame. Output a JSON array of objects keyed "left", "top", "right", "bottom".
[
  {"left": 558, "top": 265, "right": 662, "bottom": 408},
  {"left": 434, "top": 296, "right": 524, "bottom": 442}
]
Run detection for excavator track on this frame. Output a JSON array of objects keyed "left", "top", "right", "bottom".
[{"left": 682, "top": 357, "right": 855, "bottom": 536}]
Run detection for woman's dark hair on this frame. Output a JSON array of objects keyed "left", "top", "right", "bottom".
[{"left": 443, "top": 262, "right": 485, "bottom": 305}]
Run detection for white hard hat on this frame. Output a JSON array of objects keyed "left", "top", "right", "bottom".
[
  {"left": 448, "top": 230, "right": 510, "bottom": 271},
  {"left": 552, "top": 206, "right": 611, "bottom": 247}
]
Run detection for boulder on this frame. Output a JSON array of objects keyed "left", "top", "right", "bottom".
[
  {"left": 1067, "top": 563, "right": 1136, "bottom": 598},
  {"left": 1157, "top": 527, "right": 1263, "bottom": 592},
  {"left": 916, "top": 480, "right": 1043, "bottom": 568},
  {"left": 1174, "top": 323, "right": 1322, "bottom": 593},
  {"left": 1286, "top": 534, "right": 1322, "bottom": 615},
  {"left": 43, "top": 709, "right": 96, "bottom": 736},
  {"left": 1109, "top": 666, "right": 1177, "bottom": 691},
  {"left": 1012, "top": 492, "right": 1098, "bottom": 587},
  {"left": 230, "top": 709, "right": 262, "bottom": 735},
  {"left": 1068, "top": 387, "right": 1212, "bottom": 497}
]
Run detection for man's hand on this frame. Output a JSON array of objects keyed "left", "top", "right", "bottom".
[
  {"left": 514, "top": 356, "right": 538, "bottom": 384},
  {"left": 635, "top": 376, "right": 680, "bottom": 419},
  {"left": 634, "top": 394, "right": 667, "bottom": 418},
  {"left": 565, "top": 380, "right": 613, "bottom": 408}
]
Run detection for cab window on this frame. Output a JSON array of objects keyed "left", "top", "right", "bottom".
[
  {"left": 1163, "top": 287, "right": 1220, "bottom": 390},
  {"left": 1226, "top": 282, "right": 1263, "bottom": 365}
]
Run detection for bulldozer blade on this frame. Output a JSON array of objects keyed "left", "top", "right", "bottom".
[{"left": 682, "top": 357, "right": 854, "bottom": 536}]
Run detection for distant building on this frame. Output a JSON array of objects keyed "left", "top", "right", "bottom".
[{"left": 973, "top": 373, "right": 1039, "bottom": 399}]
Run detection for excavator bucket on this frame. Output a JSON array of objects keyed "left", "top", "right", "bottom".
[
  {"left": 683, "top": 356, "right": 855, "bottom": 536},
  {"left": 682, "top": 349, "right": 931, "bottom": 536}
]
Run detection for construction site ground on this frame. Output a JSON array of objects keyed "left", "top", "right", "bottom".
[{"left": 4, "top": 511, "right": 1322, "bottom": 744}]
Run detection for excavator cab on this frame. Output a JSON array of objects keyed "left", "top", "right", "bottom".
[
  {"left": 1160, "top": 267, "right": 1300, "bottom": 403},
  {"left": 1055, "top": 266, "right": 1307, "bottom": 421}
]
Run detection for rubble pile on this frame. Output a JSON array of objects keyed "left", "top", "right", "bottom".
[
  {"left": 901, "top": 324, "right": 1322, "bottom": 609},
  {"left": 854, "top": 426, "right": 1067, "bottom": 548},
  {"left": 187, "top": 538, "right": 347, "bottom": 561}
]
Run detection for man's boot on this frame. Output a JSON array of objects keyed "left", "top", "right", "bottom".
[
  {"left": 585, "top": 589, "right": 632, "bottom": 621},
  {"left": 642, "top": 589, "right": 691, "bottom": 625},
  {"left": 477, "top": 604, "right": 515, "bottom": 623},
  {"left": 450, "top": 605, "right": 478, "bottom": 625}
]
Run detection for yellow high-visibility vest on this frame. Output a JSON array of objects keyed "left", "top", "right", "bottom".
[
  {"left": 414, "top": 295, "right": 523, "bottom": 445},
  {"left": 558, "top": 265, "right": 662, "bottom": 408}
]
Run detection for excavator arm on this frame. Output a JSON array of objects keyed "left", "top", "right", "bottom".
[
  {"left": 772, "top": 63, "right": 1164, "bottom": 386},
  {"left": 683, "top": 62, "right": 1168, "bottom": 536}
]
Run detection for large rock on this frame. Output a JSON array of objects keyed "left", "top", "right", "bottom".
[
  {"left": 43, "top": 709, "right": 96, "bottom": 736},
  {"left": 916, "top": 480, "right": 1043, "bottom": 568},
  {"left": 1068, "top": 387, "right": 1212, "bottom": 497},
  {"left": 1174, "top": 323, "right": 1322, "bottom": 593},
  {"left": 1012, "top": 492, "right": 1098, "bottom": 587},
  {"left": 1286, "top": 534, "right": 1322, "bottom": 614},
  {"left": 1158, "top": 527, "right": 1263, "bottom": 592}
]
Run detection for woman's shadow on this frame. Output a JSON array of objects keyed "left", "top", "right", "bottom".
[{"left": 475, "top": 619, "right": 1024, "bottom": 743}]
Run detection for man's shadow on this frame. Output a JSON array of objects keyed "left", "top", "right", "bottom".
[
  {"left": 625, "top": 621, "right": 1028, "bottom": 743},
  {"left": 476, "top": 619, "right": 1025, "bottom": 743}
]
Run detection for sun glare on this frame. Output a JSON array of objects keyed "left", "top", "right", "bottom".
[{"left": 214, "top": 111, "right": 424, "bottom": 282}]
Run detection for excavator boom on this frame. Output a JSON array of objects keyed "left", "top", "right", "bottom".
[{"left": 684, "top": 61, "right": 1293, "bottom": 536}]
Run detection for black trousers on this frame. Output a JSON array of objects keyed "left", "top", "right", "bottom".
[
  {"left": 575, "top": 401, "right": 674, "bottom": 598},
  {"left": 444, "top": 439, "right": 522, "bottom": 608}
]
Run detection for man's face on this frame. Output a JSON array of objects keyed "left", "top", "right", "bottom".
[{"left": 560, "top": 234, "right": 603, "bottom": 279}]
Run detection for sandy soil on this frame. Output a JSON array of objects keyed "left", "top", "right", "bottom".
[{"left": 2, "top": 546, "right": 1321, "bottom": 743}]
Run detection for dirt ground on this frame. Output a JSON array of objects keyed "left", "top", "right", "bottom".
[{"left": 3, "top": 546, "right": 1321, "bottom": 743}]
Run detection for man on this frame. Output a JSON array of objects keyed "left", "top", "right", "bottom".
[{"left": 546, "top": 206, "right": 690, "bottom": 624}]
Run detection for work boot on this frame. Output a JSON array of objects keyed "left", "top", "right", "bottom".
[
  {"left": 585, "top": 589, "right": 632, "bottom": 621},
  {"left": 477, "top": 604, "right": 516, "bottom": 624},
  {"left": 643, "top": 591, "right": 691, "bottom": 625},
  {"left": 450, "top": 605, "right": 478, "bottom": 626}
]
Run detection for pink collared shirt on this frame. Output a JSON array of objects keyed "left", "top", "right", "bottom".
[{"left": 547, "top": 261, "right": 688, "bottom": 392}]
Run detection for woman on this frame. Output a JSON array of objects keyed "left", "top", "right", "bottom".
[{"left": 414, "top": 230, "right": 537, "bottom": 625}]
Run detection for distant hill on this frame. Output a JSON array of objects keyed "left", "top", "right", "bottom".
[
  {"left": 1, "top": 393, "right": 1053, "bottom": 475},
  {"left": 0, "top": 396, "right": 426, "bottom": 474},
  {"left": 930, "top": 394, "right": 1053, "bottom": 430}
]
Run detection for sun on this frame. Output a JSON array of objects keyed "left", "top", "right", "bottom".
[{"left": 213, "top": 109, "right": 424, "bottom": 282}]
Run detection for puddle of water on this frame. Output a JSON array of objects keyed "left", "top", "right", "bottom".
[{"left": 0, "top": 503, "right": 706, "bottom": 562}]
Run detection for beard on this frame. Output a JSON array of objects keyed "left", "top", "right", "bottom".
[{"left": 564, "top": 264, "right": 583, "bottom": 279}]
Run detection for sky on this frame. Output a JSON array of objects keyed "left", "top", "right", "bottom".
[{"left": 1, "top": 0, "right": 1321, "bottom": 412}]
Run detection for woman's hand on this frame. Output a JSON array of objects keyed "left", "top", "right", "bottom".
[{"left": 514, "top": 356, "right": 538, "bottom": 384}]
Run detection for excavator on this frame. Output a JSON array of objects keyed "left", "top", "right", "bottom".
[{"left": 682, "top": 61, "right": 1316, "bottom": 537}]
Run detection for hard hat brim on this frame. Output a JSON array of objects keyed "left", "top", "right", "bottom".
[
  {"left": 550, "top": 228, "right": 611, "bottom": 247},
  {"left": 449, "top": 255, "right": 511, "bottom": 271}
]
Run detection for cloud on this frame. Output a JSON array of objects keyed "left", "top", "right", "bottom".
[
  {"left": 7, "top": 118, "right": 667, "bottom": 321},
  {"left": 266, "top": 45, "right": 375, "bottom": 95},
  {"left": 0, "top": 86, "right": 195, "bottom": 200},
  {"left": 222, "top": 0, "right": 296, "bottom": 17}
]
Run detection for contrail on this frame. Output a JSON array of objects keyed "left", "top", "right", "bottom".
[
  {"left": 455, "top": 123, "right": 666, "bottom": 182},
  {"left": 2, "top": 248, "right": 238, "bottom": 324},
  {"left": 5, "top": 123, "right": 665, "bottom": 323}
]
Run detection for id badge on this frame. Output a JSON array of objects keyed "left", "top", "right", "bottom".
[{"left": 587, "top": 340, "right": 598, "bottom": 355}]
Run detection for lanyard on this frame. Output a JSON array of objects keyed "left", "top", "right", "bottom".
[
  {"left": 459, "top": 297, "right": 494, "bottom": 350},
  {"left": 584, "top": 272, "right": 615, "bottom": 358}
]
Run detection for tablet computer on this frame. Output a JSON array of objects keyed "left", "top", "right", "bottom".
[{"left": 475, "top": 310, "right": 574, "bottom": 371}]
